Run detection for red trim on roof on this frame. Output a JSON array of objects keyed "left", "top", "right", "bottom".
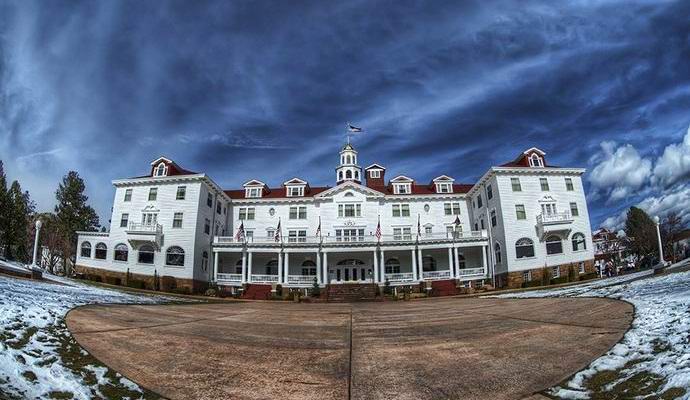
[
  {"left": 224, "top": 186, "right": 331, "bottom": 199},
  {"left": 367, "top": 183, "right": 473, "bottom": 195}
]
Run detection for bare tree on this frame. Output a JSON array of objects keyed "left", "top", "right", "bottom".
[{"left": 661, "top": 212, "right": 684, "bottom": 263}]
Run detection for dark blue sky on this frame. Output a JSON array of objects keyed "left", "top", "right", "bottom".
[{"left": 1, "top": 0, "right": 689, "bottom": 229}]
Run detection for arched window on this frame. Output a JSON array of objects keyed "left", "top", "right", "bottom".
[
  {"left": 572, "top": 233, "right": 587, "bottom": 251},
  {"left": 301, "top": 259, "right": 316, "bottom": 276},
  {"left": 154, "top": 162, "right": 167, "bottom": 177},
  {"left": 114, "top": 243, "right": 129, "bottom": 262},
  {"left": 341, "top": 156, "right": 345, "bottom": 164},
  {"left": 202, "top": 251, "right": 209, "bottom": 271},
  {"left": 138, "top": 244, "right": 155, "bottom": 264},
  {"left": 265, "top": 259, "right": 278, "bottom": 275},
  {"left": 546, "top": 235, "right": 563, "bottom": 255},
  {"left": 346, "top": 170, "right": 352, "bottom": 179},
  {"left": 422, "top": 256, "right": 436, "bottom": 271},
  {"left": 166, "top": 246, "right": 185, "bottom": 266},
  {"left": 384, "top": 258, "right": 400, "bottom": 274},
  {"left": 95, "top": 243, "right": 107, "bottom": 260},
  {"left": 457, "top": 254, "right": 466, "bottom": 269},
  {"left": 354, "top": 171, "right": 359, "bottom": 180},
  {"left": 338, "top": 171, "right": 343, "bottom": 181},
  {"left": 515, "top": 238, "right": 535, "bottom": 259},
  {"left": 494, "top": 242, "right": 502, "bottom": 264},
  {"left": 80, "top": 242, "right": 92, "bottom": 258},
  {"left": 529, "top": 154, "right": 543, "bottom": 167},
  {"left": 346, "top": 155, "right": 351, "bottom": 164}
]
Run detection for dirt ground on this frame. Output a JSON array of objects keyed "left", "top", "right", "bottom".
[{"left": 66, "top": 297, "right": 633, "bottom": 400}]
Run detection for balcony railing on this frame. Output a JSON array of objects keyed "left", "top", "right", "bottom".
[
  {"left": 456, "top": 267, "right": 486, "bottom": 276},
  {"left": 537, "top": 211, "right": 573, "bottom": 225},
  {"left": 214, "top": 230, "right": 487, "bottom": 246},
  {"left": 217, "top": 273, "right": 242, "bottom": 282},
  {"left": 287, "top": 275, "right": 317, "bottom": 285},
  {"left": 126, "top": 223, "right": 163, "bottom": 234},
  {"left": 384, "top": 272, "right": 415, "bottom": 283},
  {"left": 422, "top": 270, "right": 452, "bottom": 280},
  {"left": 250, "top": 274, "right": 280, "bottom": 283}
]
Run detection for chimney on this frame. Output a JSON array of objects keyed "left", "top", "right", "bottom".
[{"left": 365, "top": 164, "right": 386, "bottom": 188}]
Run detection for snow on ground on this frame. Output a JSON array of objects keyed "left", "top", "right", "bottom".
[
  {"left": 0, "top": 272, "right": 176, "bottom": 399},
  {"left": 493, "top": 261, "right": 690, "bottom": 399}
]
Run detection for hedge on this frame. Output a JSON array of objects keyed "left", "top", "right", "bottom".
[
  {"left": 127, "top": 279, "right": 146, "bottom": 289},
  {"left": 579, "top": 272, "right": 599, "bottom": 281},
  {"left": 521, "top": 280, "right": 542, "bottom": 288},
  {"left": 104, "top": 276, "right": 121, "bottom": 286},
  {"left": 550, "top": 276, "right": 569, "bottom": 285}
]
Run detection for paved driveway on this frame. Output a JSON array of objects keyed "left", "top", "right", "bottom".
[{"left": 66, "top": 297, "right": 633, "bottom": 400}]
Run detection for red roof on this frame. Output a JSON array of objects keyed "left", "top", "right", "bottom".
[
  {"left": 224, "top": 186, "right": 331, "bottom": 199},
  {"left": 367, "top": 183, "right": 473, "bottom": 195}
]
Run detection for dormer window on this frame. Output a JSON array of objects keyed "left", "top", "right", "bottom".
[
  {"left": 436, "top": 183, "right": 452, "bottom": 193},
  {"left": 245, "top": 187, "right": 262, "bottom": 198},
  {"left": 393, "top": 183, "right": 411, "bottom": 194},
  {"left": 529, "top": 153, "right": 544, "bottom": 167},
  {"left": 154, "top": 163, "right": 167, "bottom": 177},
  {"left": 287, "top": 186, "right": 304, "bottom": 197},
  {"left": 370, "top": 170, "right": 381, "bottom": 179}
]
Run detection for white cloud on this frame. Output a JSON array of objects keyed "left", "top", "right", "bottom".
[
  {"left": 652, "top": 125, "right": 690, "bottom": 188},
  {"left": 601, "top": 183, "right": 690, "bottom": 231},
  {"left": 589, "top": 141, "right": 652, "bottom": 203}
]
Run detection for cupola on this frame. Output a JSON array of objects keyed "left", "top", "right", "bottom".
[{"left": 336, "top": 141, "right": 362, "bottom": 184}]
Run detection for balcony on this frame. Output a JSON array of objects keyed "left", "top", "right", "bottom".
[
  {"left": 216, "top": 273, "right": 242, "bottom": 284},
  {"left": 536, "top": 212, "right": 573, "bottom": 239},
  {"left": 250, "top": 274, "right": 280, "bottom": 284},
  {"left": 456, "top": 267, "right": 486, "bottom": 277},
  {"left": 287, "top": 275, "right": 318, "bottom": 286},
  {"left": 125, "top": 223, "right": 163, "bottom": 249},
  {"left": 422, "top": 270, "right": 452, "bottom": 280}
]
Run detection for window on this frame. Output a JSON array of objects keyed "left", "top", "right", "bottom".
[
  {"left": 202, "top": 251, "right": 209, "bottom": 271},
  {"left": 124, "top": 189, "right": 132, "bottom": 202},
  {"left": 515, "top": 205, "right": 526, "bottom": 220},
  {"left": 94, "top": 243, "right": 107, "bottom": 259},
  {"left": 480, "top": 219, "right": 485, "bottom": 230},
  {"left": 138, "top": 244, "right": 155, "bottom": 264},
  {"left": 392, "top": 204, "right": 410, "bottom": 217},
  {"left": 141, "top": 212, "right": 158, "bottom": 226},
  {"left": 515, "top": 238, "right": 535, "bottom": 259},
  {"left": 393, "top": 227, "right": 412, "bottom": 241},
  {"left": 267, "top": 229, "right": 275, "bottom": 239},
  {"left": 552, "top": 266, "right": 560, "bottom": 278},
  {"left": 354, "top": 171, "right": 359, "bottom": 180},
  {"left": 204, "top": 218, "right": 210, "bottom": 235},
  {"left": 80, "top": 242, "right": 92, "bottom": 258},
  {"left": 148, "top": 188, "right": 157, "bottom": 201},
  {"left": 338, "top": 203, "right": 361, "bottom": 218},
  {"left": 346, "top": 170, "right": 352, "bottom": 179},
  {"left": 335, "top": 229, "right": 365, "bottom": 242},
  {"left": 422, "top": 256, "right": 436, "bottom": 271},
  {"left": 120, "top": 213, "right": 129, "bottom": 228},
  {"left": 176, "top": 186, "right": 186, "bottom": 200},
  {"left": 487, "top": 184, "right": 493, "bottom": 200},
  {"left": 245, "top": 187, "right": 262, "bottom": 198},
  {"left": 522, "top": 270, "right": 531, "bottom": 282},
  {"left": 300, "top": 260, "right": 317, "bottom": 276},
  {"left": 154, "top": 163, "right": 167, "bottom": 176},
  {"left": 565, "top": 178, "right": 574, "bottom": 191},
  {"left": 578, "top": 262, "right": 585, "bottom": 274},
  {"left": 370, "top": 170, "right": 381, "bottom": 178},
  {"left": 245, "top": 230, "right": 253, "bottom": 241},
  {"left": 572, "top": 233, "right": 587, "bottom": 251},
  {"left": 476, "top": 195, "right": 483, "bottom": 208},
  {"left": 491, "top": 210, "right": 497, "bottom": 227},
  {"left": 511, "top": 178, "right": 522, "bottom": 192},
  {"left": 474, "top": 223, "right": 479, "bottom": 231},
  {"left": 172, "top": 212, "right": 183, "bottom": 228},
  {"left": 444, "top": 202, "right": 461, "bottom": 215},
  {"left": 216, "top": 202, "right": 221, "bottom": 214},
  {"left": 546, "top": 235, "right": 563, "bottom": 255},
  {"left": 288, "top": 230, "right": 307, "bottom": 243},
  {"left": 457, "top": 254, "right": 466, "bottom": 269},
  {"left": 424, "top": 226, "right": 432, "bottom": 235},
  {"left": 540, "top": 178, "right": 550, "bottom": 191},
  {"left": 289, "top": 206, "right": 307, "bottom": 219},
  {"left": 494, "top": 242, "right": 502, "bottom": 263},
  {"left": 207, "top": 193, "right": 213, "bottom": 207},
  {"left": 385, "top": 258, "right": 401, "bottom": 274},
  {"left": 287, "top": 186, "right": 304, "bottom": 197},
  {"left": 570, "top": 202, "right": 579, "bottom": 217},
  {"left": 436, "top": 183, "right": 452, "bottom": 193},
  {"left": 393, "top": 183, "right": 411, "bottom": 194},
  {"left": 239, "top": 207, "right": 255, "bottom": 220},
  {"left": 529, "top": 154, "right": 544, "bottom": 167},
  {"left": 114, "top": 244, "right": 128, "bottom": 262},
  {"left": 166, "top": 246, "right": 185, "bottom": 266}
]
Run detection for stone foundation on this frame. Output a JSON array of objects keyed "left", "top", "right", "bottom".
[
  {"left": 496, "top": 259, "right": 596, "bottom": 289},
  {"left": 75, "top": 265, "right": 208, "bottom": 294}
]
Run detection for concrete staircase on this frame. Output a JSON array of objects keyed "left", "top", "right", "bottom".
[
  {"left": 326, "top": 283, "right": 378, "bottom": 302},
  {"left": 241, "top": 284, "right": 273, "bottom": 300},
  {"left": 431, "top": 279, "right": 457, "bottom": 297}
]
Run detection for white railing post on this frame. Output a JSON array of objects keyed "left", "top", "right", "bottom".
[
  {"left": 380, "top": 249, "right": 386, "bottom": 283},
  {"left": 213, "top": 250, "right": 219, "bottom": 282},
  {"left": 411, "top": 249, "right": 418, "bottom": 281}
]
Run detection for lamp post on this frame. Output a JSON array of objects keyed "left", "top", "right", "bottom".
[
  {"left": 31, "top": 219, "right": 43, "bottom": 269},
  {"left": 654, "top": 216, "right": 665, "bottom": 273}
]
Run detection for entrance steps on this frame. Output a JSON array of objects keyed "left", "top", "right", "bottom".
[
  {"left": 326, "top": 283, "right": 378, "bottom": 302},
  {"left": 241, "top": 284, "right": 273, "bottom": 300},
  {"left": 431, "top": 279, "right": 457, "bottom": 297}
]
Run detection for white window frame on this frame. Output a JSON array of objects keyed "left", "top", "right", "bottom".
[
  {"left": 154, "top": 162, "right": 167, "bottom": 177},
  {"left": 444, "top": 202, "right": 461, "bottom": 216},
  {"left": 393, "top": 183, "right": 411, "bottom": 194},
  {"left": 148, "top": 187, "right": 157, "bottom": 201},
  {"left": 570, "top": 202, "right": 579, "bottom": 217},
  {"left": 540, "top": 178, "right": 550, "bottom": 191},
  {"left": 515, "top": 204, "right": 526, "bottom": 220},
  {"left": 124, "top": 189, "right": 132, "bottom": 202},
  {"left": 393, "top": 227, "right": 412, "bottom": 241},
  {"left": 289, "top": 206, "right": 307, "bottom": 220},
  {"left": 565, "top": 178, "right": 574, "bottom": 191},
  {"left": 511, "top": 178, "right": 522, "bottom": 192},
  {"left": 338, "top": 203, "right": 361, "bottom": 218},
  {"left": 392, "top": 204, "right": 410, "bottom": 217},
  {"left": 172, "top": 212, "right": 183, "bottom": 228},
  {"left": 435, "top": 183, "right": 452, "bottom": 193},
  {"left": 239, "top": 207, "right": 255, "bottom": 220},
  {"left": 369, "top": 169, "right": 381, "bottom": 178},
  {"left": 176, "top": 186, "right": 186, "bottom": 200},
  {"left": 287, "top": 186, "right": 304, "bottom": 197},
  {"left": 288, "top": 230, "right": 307, "bottom": 243},
  {"left": 245, "top": 187, "right": 262, "bottom": 198},
  {"left": 529, "top": 154, "right": 544, "bottom": 167}
]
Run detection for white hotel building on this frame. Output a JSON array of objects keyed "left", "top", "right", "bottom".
[{"left": 76, "top": 142, "right": 595, "bottom": 294}]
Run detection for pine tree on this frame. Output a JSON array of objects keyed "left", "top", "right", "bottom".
[
  {"left": 55, "top": 171, "right": 100, "bottom": 270},
  {"left": 5, "top": 181, "right": 35, "bottom": 262},
  {"left": 624, "top": 206, "right": 657, "bottom": 260}
]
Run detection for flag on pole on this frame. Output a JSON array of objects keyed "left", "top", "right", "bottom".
[
  {"left": 274, "top": 218, "right": 282, "bottom": 243},
  {"left": 417, "top": 214, "right": 422, "bottom": 236},
  {"left": 316, "top": 216, "right": 321, "bottom": 237},
  {"left": 375, "top": 216, "right": 382, "bottom": 241},
  {"left": 454, "top": 216, "right": 461, "bottom": 226},
  {"left": 235, "top": 222, "right": 245, "bottom": 242},
  {"left": 347, "top": 123, "right": 363, "bottom": 133}
]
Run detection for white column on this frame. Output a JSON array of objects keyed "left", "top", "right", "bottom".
[
  {"left": 278, "top": 252, "right": 284, "bottom": 283},
  {"left": 453, "top": 247, "right": 460, "bottom": 278},
  {"left": 417, "top": 248, "right": 423, "bottom": 281},
  {"left": 447, "top": 247, "right": 454, "bottom": 277},
  {"left": 411, "top": 249, "right": 418, "bottom": 281},
  {"left": 241, "top": 251, "right": 247, "bottom": 283},
  {"left": 284, "top": 252, "right": 290, "bottom": 283},
  {"left": 322, "top": 252, "right": 328, "bottom": 284},
  {"left": 213, "top": 251, "right": 219, "bottom": 281},
  {"left": 380, "top": 249, "right": 386, "bottom": 282},
  {"left": 482, "top": 245, "right": 487, "bottom": 272},
  {"left": 373, "top": 249, "right": 379, "bottom": 283},
  {"left": 316, "top": 252, "right": 322, "bottom": 286},
  {"left": 31, "top": 220, "right": 42, "bottom": 267},
  {"left": 247, "top": 252, "right": 253, "bottom": 281},
  {"left": 655, "top": 219, "right": 664, "bottom": 266}
]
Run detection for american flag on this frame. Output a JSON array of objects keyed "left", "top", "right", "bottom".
[
  {"left": 417, "top": 214, "right": 422, "bottom": 236},
  {"left": 235, "top": 222, "right": 245, "bottom": 242},
  {"left": 316, "top": 217, "right": 321, "bottom": 237},
  {"left": 347, "top": 123, "right": 363, "bottom": 133},
  {"left": 274, "top": 219, "right": 282, "bottom": 243},
  {"left": 454, "top": 216, "right": 461, "bottom": 226},
  {"left": 375, "top": 217, "right": 382, "bottom": 241}
]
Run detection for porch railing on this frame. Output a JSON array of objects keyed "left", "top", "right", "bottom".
[
  {"left": 456, "top": 267, "right": 486, "bottom": 276},
  {"left": 422, "top": 270, "right": 452, "bottom": 280},
  {"left": 126, "top": 223, "right": 163, "bottom": 234},
  {"left": 384, "top": 272, "right": 415, "bottom": 283},
  {"left": 287, "top": 275, "right": 317, "bottom": 285},
  {"left": 214, "top": 230, "right": 488, "bottom": 246},
  {"left": 216, "top": 273, "right": 242, "bottom": 282},
  {"left": 250, "top": 274, "right": 279, "bottom": 283}
]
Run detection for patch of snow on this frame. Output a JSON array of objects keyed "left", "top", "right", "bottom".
[{"left": 0, "top": 275, "right": 176, "bottom": 399}]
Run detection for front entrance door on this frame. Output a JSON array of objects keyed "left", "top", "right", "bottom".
[{"left": 331, "top": 260, "right": 371, "bottom": 283}]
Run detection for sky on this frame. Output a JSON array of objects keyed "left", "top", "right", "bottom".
[{"left": 0, "top": 0, "right": 689, "bottom": 230}]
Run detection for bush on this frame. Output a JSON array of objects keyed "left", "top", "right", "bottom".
[
  {"left": 580, "top": 272, "right": 598, "bottom": 281},
  {"left": 540, "top": 267, "right": 551, "bottom": 286},
  {"left": 127, "top": 279, "right": 146, "bottom": 289},
  {"left": 86, "top": 274, "right": 102, "bottom": 282},
  {"left": 310, "top": 277, "right": 320, "bottom": 297},
  {"left": 383, "top": 279, "right": 392, "bottom": 295},
  {"left": 171, "top": 287, "right": 191, "bottom": 295},
  {"left": 521, "top": 280, "right": 542, "bottom": 288},
  {"left": 104, "top": 276, "right": 121, "bottom": 286},
  {"left": 204, "top": 288, "right": 217, "bottom": 297},
  {"left": 550, "top": 276, "right": 569, "bottom": 285},
  {"left": 160, "top": 276, "right": 177, "bottom": 291},
  {"left": 568, "top": 264, "right": 578, "bottom": 282}
]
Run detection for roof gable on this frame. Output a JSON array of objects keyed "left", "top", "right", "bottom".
[
  {"left": 243, "top": 179, "right": 266, "bottom": 187},
  {"left": 315, "top": 181, "right": 385, "bottom": 198},
  {"left": 283, "top": 178, "right": 308, "bottom": 186},
  {"left": 365, "top": 163, "right": 386, "bottom": 170},
  {"left": 390, "top": 175, "right": 414, "bottom": 183}
]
